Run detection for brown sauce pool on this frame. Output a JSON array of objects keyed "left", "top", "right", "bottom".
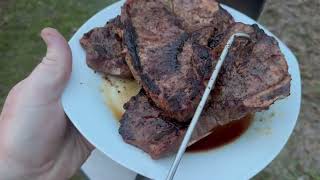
[
  {"left": 102, "top": 76, "right": 254, "bottom": 153},
  {"left": 187, "top": 114, "right": 254, "bottom": 152}
]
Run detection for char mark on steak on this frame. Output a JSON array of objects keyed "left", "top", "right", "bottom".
[
  {"left": 211, "top": 23, "right": 291, "bottom": 112},
  {"left": 80, "top": 0, "right": 291, "bottom": 159},
  {"left": 119, "top": 91, "right": 187, "bottom": 159},
  {"left": 122, "top": 0, "right": 225, "bottom": 122},
  {"left": 80, "top": 0, "right": 234, "bottom": 80},
  {"left": 80, "top": 16, "right": 133, "bottom": 78},
  {"left": 119, "top": 23, "right": 291, "bottom": 159},
  {"left": 190, "top": 22, "right": 291, "bottom": 144}
]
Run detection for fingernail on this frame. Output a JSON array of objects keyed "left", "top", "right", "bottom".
[
  {"left": 41, "top": 28, "right": 57, "bottom": 44},
  {"left": 45, "top": 32, "right": 55, "bottom": 42}
]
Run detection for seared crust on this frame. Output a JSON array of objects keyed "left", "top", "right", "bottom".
[
  {"left": 80, "top": 0, "right": 291, "bottom": 159},
  {"left": 80, "top": 16, "right": 133, "bottom": 78},
  {"left": 119, "top": 91, "right": 187, "bottom": 159},
  {"left": 119, "top": 23, "right": 291, "bottom": 159},
  {"left": 122, "top": 0, "right": 222, "bottom": 122}
]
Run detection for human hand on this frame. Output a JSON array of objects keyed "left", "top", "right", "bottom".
[{"left": 0, "top": 28, "right": 94, "bottom": 180}]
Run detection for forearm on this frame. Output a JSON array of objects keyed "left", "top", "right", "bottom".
[
  {"left": 0, "top": 150, "right": 55, "bottom": 180},
  {"left": 0, "top": 150, "right": 82, "bottom": 180},
  {"left": 0, "top": 156, "right": 67, "bottom": 180},
  {"left": 0, "top": 123, "right": 92, "bottom": 180},
  {"left": 0, "top": 156, "right": 38, "bottom": 180},
  {"left": 0, "top": 132, "right": 93, "bottom": 180}
]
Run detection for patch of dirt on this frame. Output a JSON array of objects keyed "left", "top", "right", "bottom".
[{"left": 254, "top": 0, "right": 320, "bottom": 179}]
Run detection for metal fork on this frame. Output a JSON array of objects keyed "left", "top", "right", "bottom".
[{"left": 165, "top": 32, "right": 250, "bottom": 180}]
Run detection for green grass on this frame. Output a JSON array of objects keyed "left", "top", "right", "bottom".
[{"left": 0, "top": 0, "right": 117, "bottom": 107}]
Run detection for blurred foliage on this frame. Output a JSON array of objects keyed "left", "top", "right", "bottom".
[{"left": 0, "top": 0, "right": 116, "bottom": 107}]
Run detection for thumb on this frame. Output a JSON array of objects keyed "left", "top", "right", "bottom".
[{"left": 27, "top": 28, "right": 72, "bottom": 103}]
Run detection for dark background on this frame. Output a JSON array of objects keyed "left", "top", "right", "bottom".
[{"left": 0, "top": 0, "right": 319, "bottom": 179}]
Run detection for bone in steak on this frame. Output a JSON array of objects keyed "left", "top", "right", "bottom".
[
  {"left": 119, "top": 22, "right": 291, "bottom": 159},
  {"left": 121, "top": 0, "right": 232, "bottom": 122},
  {"left": 80, "top": 16, "right": 132, "bottom": 78}
]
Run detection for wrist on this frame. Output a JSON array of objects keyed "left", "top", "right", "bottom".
[
  {"left": 0, "top": 155, "right": 50, "bottom": 180},
  {"left": 0, "top": 157, "right": 32, "bottom": 180}
]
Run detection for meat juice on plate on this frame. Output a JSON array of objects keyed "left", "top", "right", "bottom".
[
  {"left": 101, "top": 76, "right": 141, "bottom": 120},
  {"left": 101, "top": 76, "right": 253, "bottom": 152},
  {"left": 187, "top": 114, "right": 254, "bottom": 152}
]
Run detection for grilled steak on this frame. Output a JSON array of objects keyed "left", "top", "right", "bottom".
[
  {"left": 119, "top": 23, "right": 291, "bottom": 159},
  {"left": 80, "top": 16, "right": 132, "bottom": 78},
  {"left": 121, "top": 0, "right": 230, "bottom": 122},
  {"left": 192, "top": 23, "right": 291, "bottom": 145},
  {"left": 119, "top": 91, "right": 187, "bottom": 159},
  {"left": 81, "top": 0, "right": 233, "bottom": 80}
]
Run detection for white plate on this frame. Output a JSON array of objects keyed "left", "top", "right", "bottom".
[
  {"left": 81, "top": 149, "right": 137, "bottom": 180},
  {"left": 62, "top": 1, "right": 301, "bottom": 179}
]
